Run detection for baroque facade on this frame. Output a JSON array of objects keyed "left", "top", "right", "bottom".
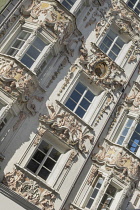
[{"left": 0, "top": 0, "right": 140, "bottom": 209}]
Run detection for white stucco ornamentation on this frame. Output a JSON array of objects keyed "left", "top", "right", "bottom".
[
  {"left": 39, "top": 104, "right": 94, "bottom": 153},
  {"left": 3, "top": 169, "right": 56, "bottom": 210},
  {"left": 0, "top": 54, "right": 43, "bottom": 115},
  {"left": 92, "top": 140, "right": 140, "bottom": 181}
]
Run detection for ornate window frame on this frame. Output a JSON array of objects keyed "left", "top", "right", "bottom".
[
  {"left": 18, "top": 129, "right": 72, "bottom": 188},
  {"left": 97, "top": 25, "right": 132, "bottom": 66},
  {"left": 58, "top": 70, "right": 106, "bottom": 126},
  {"left": 0, "top": 22, "right": 56, "bottom": 76}
]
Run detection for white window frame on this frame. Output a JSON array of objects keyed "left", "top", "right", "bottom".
[
  {"left": 115, "top": 113, "right": 140, "bottom": 157},
  {"left": 127, "top": 0, "right": 140, "bottom": 16},
  {"left": 1, "top": 23, "right": 55, "bottom": 75},
  {"left": 85, "top": 176, "right": 104, "bottom": 209},
  {"left": 65, "top": 82, "right": 95, "bottom": 119},
  {"left": 59, "top": 73, "right": 106, "bottom": 125},
  {"left": 19, "top": 131, "right": 71, "bottom": 187},
  {"left": 99, "top": 29, "right": 125, "bottom": 61},
  {"left": 26, "top": 139, "right": 61, "bottom": 181}
]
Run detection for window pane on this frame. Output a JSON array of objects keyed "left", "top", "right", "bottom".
[
  {"left": 106, "top": 185, "right": 117, "bottom": 197},
  {"left": 116, "top": 38, "right": 124, "bottom": 48},
  {"left": 21, "top": 54, "right": 34, "bottom": 68},
  {"left": 117, "top": 136, "right": 125, "bottom": 145},
  {"left": 26, "top": 46, "right": 40, "bottom": 59},
  {"left": 26, "top": 159, "right": 39, "bottom": 173},
  {"left": 49, "top": 149, "right": 60, "bottom": 161},
  {"left": 122, "top": 127, "right": 129, "bottom": 136},
  {"left": 108, "top": 51, "right": 117, "bottom": 60},
  {"left": 103, "top": 36, "right": 112, "bottom": 47},
  {"left": 38, "top": 167, "right": 50, "bottom": 180},
  {"left": 18, "top": 31, "right": 30, "bottom": 40},
  {"left": 75, "top": 83, "right": 86, "bottom": 94},
  {"left": 134, "top": 7, "right": 140, "bottom": 14},
  {"left": 130, "top": 0, "right": 137, "bottom": 4},
  {"left": 75, "top": 106, "right": 85, "bottom": 118},
  {"left": 13, "top": 40, "right": 24, "bottom": 49},
  {"left": 7, "top": 48, "right": 17, "bottom": 56},
  {"left": 80, "top": 98, "right": 90, "bottom": 110},
  {"left": 33, "top": 150, "right": 45, "bottom": 163},
  {"left": 33, "top": 37, "right": 46, "bottom": 51},
  {"left": 62, "top": 1, "right": 71, "bottom": 9},
  {"left": 39, "top": 140, "right": 51, "bottom": 154},
  {"left": 65, "top": 98, "right": 76, "bottom": 111},
  {"left": 85, "top": 90, "right": 94, "bottom": 102},
  {"left": 70, "top": 90, "right": 81, "bottom": 103},
  {"left": 100, "top": 43, "right": 108, "bottom": 53},
  {"left": 108, "top": 30, "right": 117, "bottom": 40},
  {"left": 126, "top": 119, "right": 134, "bottom": 127},
  {"left": 44, "top": 158, "right": 55, "bottom": 170},
  {"left": 91, "top": 189, "right": 98, "bottom": 199},
  {"left": 111, "top": 44, "right": 121, "bottom": 55},
  {"left": 86, "top": 198, "right": 94, "bottom": 209}
]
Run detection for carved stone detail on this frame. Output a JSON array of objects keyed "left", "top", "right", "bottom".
[
  {"left": 87, "top": 165, "right": 98, "bottom": 185},
  {"left": 92, "top": 141, "right": 140, "bottom": 180},
  {"left": 33, "top": 127, "right": 47, "bottom": 146},
  {"left": 21, "top": 0, "right": 74, "bottom": 43},
  {"left": 65, "top": 150, "right": 78, "bottom": 168},
  {"left": 0, "top": 54, "right": 43, "bottom": 115},
  {"left": 3, "top": 169, "right": 56, "bottom": 210},
  {"left": 39, "top": 104, "right": 94, "bottom": 153},
  {"left": 125, "top": 82, "right": 140, "bottom": 111}
]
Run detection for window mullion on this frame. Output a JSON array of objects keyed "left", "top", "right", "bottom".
[
  {"left": 73, "top": 88, "right": 87, "bottom": 112},
  {"left": 36, "top": 147, "right": 52, "bottom": 175}
]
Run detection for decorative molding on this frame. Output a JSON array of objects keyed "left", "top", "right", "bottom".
[
  {"left": 3, "top": 168, "right": 56, "bottom": 210},
  {"left": 92, "top": 140, "right": 140, "bottom": 181},
  {"left": 39, "top": 104, "right": 94, "bottom": 153},
  {"left": 65, "top": 150, "right": 78, "bottom": 168},
  {"left": 125, "top": 81, "right": 140, "bottom": 111},
  {"left": 20, "top": 0, "right": 74, "bottom": 44},
  {"left": 87, "top": 165, "right": 98, "bottom": 185},
  {"left": 0, "top": 54, "right": 43, "bottom": 116}
]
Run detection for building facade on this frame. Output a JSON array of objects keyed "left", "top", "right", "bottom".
[{"left": 0, "top": 0, "right": 140, "bottom": 209}]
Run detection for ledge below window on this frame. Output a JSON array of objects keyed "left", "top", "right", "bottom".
[{"left": 15, "top": 164, "right": 59, "bottom": 194}]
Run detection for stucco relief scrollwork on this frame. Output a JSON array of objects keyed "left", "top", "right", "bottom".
[
  {"left": 39, "top": 104, "right": 94, "bottom": 153},
  {"left": 92, "top": 141, "right": 140, "bottom": 180},
  {"left": 87, "top": 165, "right": 98, "bottom": 185},
  {"left": 3, "top": 168, "right": 56, "bottom": 210},
  {"left": 0, "top": 55, "right": 43, "bottom": 115},
  {"left": 89, "top": 44, "right": 126, "bottom": 90},
  {"left": 21, "top": 0, "right": 74, "bottom": 43},
  {"left": 125, "top": 82, "right": 140, "bottom": 111}
]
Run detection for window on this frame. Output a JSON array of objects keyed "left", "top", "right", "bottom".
[
  {"left": 116, "top": 117, "right": 140, "bottom": 154},
  {"left": 26, "top": 140, "right": 61, "bottom": 180},
  {"left": 97, "top": 184, "right": 117, "bottom": 210},
  {"left": 86, "top": 177, "right": 104, "bottom": 209},
  {"left": 99, "top": 30, "right": 125, "bottom": 61},
  {"left": 117, "top": 118, "right": 134, "bottom": 145},
  {"left": 127, "top": 0, "right": 140, "bottom": 16},
  {"left": 7, "top": 31, "right": 31, "bottom": 57},
  {"left": 7, "top": 30, "right": 49, "bottom": 69},
  {"left": 62, "top": 0, "right": 75, "bottom": 10},
  {"left": 65, "top": 82, "right": 95, "bottom": 118},
  {"left": 127, "top": 123, "right": 140, "bottom": 153}
]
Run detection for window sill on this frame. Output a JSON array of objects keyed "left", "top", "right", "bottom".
[
  {"left": 56, "top": 100, "right": 93, "bottom": 130},
  {"left": 15, "top": 164, "right": 59, "bottom": 194}
]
